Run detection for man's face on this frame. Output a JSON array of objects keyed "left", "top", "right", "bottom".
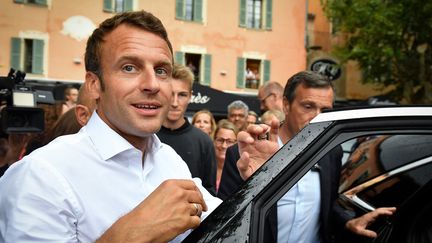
[
  {"left": 283, "top": 83, "right": 334, "bottom": 137},
  {"left": 228, "top": 108, "right": 247, "bottom": 130},
  {"left": 166, "top": 79, "right": 191, "bottom": 123},
  {"left": 67, "top": 88, "right": 79, "bottom": 103},
  {"left": 90, "top": 24, "right": 173, "bottom": 148},
  {"left": 258, "top": 89, "right": 275, "bottom": 112}
]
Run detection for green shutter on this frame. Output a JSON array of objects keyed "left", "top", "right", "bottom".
[
  {"left": 10, "top": 38, "right": 22, "bottom": 70},
  {"left": 175, "top": 51, "right": 185, "bottom": 65},
  {"left": 236, "top": 57, "right": 246, "bottom": 88},
  {"left": 103, "top": 0, "right": 114, "bottom": 12},
  {"left": 123, "top": 0, "right": 133, "bottom": 12},
  {"left": 35, "top": 0, "right": 47, "bottom": 5},
  {"left": 239, "top": 0, "right": 246, "bottom": 27},
  {"left": 265, "top": 0, "right": 273, "bottom": 30},
  {"left": 202, "top": 54, "right": 212, "bottom": 85},
  {"left": 14, "top": 0, "right": 25, "bottom": 3},
  {"left": 194, "top": 0, "right": 203, "bottom": 22},
  {"left": 263, "top": 60, "right": 271, "bottom": 83},
  {"left": 175, "top": 0, "right": 184, "bottom": 20},
  {"left": 32, "top": 39, "right": 44, "bottom": 74}
]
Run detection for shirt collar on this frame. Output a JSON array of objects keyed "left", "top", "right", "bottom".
[{"left": 84, "top": 111, "right": 162, "bottom": 161}]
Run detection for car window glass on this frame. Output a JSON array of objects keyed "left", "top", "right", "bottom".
[
  {"left": 356, "top": 162, "right": 432, "bottom": 208},
  {"left": 339, "top": 134, "right": 432, "bottom": 192}
]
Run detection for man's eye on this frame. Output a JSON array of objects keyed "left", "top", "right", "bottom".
[
  {"left": 122, "top": 65, "right": 136, "bottom": 72},
  {"left": 303, "top": 104, "right": 312, "bottom": 109},
  {"left": 155, "top": 68, "right": 169, "bottom": 77}
]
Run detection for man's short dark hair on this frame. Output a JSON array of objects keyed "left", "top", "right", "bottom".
[
  {"left": 84, "top": 10, "right": 173, "bottom": 89},
  {"left": 283, "top": 71, "right": 334, "bottom": 103}
]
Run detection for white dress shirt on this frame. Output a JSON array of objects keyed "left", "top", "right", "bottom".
[
  {"left": 0, "top": 112, "right": 221, "bottom": 242},
  {"left": 277, "top": 137, "right": 321, "bottom": 243}
]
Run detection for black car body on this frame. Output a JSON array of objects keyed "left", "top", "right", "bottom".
[{"left": 183, "top": 106, "right": 432, "bottom": 243}]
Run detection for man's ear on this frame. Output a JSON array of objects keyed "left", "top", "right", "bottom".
[
  {"left": 282, "top": 96, "right": 290, "bottom": 116},
  {"left": 75, "top": 105, "right": 91, "bottom": 127},
  {"left": 85, "top": 72, "right": 101, "bottom": 100}
]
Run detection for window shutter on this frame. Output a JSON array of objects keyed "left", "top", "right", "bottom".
[
  {"left": 32, "top": 39, "right": 44, "bottom": 74},
  {"left": 103, "top": 0, "right": 114, "bottom": 13},
  {"left": 175, "top": 51, "right": 185, "bottom": 65},
  {"left": 263, "top": 59, "right": 271, "bottom": 84},
  {"left": 35, "top": 0, "right": 47, "bottom": 5},
  {"left": 239, "top": 0, "right": 246, "bottom": 27},
  {"left": 123, "top": 0, "right": 134, "bottom": 12},
  {"left": 202, "top": 54, "right": 212, "bottom": 85},
  {"left": 194, "top": 0, "right": 203, "bottom": 22},
  {"left": 236, "top": 57, "right": 246, "bottom": 88},
  {"left": 10, "top": 38, "right": 22, "bottom": 70},
  {"left": 175, "top": 0, "right": 184, "bottom": 20},
  {"left": 265, "top": 0, "right": 273, "bottom": 30}
]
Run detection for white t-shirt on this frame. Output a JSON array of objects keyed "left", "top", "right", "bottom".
[{"left": 0, "top": 112, "right": 221, "bottom": 242}]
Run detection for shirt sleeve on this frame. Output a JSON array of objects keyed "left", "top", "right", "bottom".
[{"left": 0, "top": 159, "right": 81, "bottom": 242}]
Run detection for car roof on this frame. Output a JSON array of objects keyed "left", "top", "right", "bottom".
[{"left": 311, "top": 106, "right": 432, "bottom": 123}]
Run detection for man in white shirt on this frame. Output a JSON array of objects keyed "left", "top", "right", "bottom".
[{"left": 0, "top": 10, "right": 221, "bottom": 243}]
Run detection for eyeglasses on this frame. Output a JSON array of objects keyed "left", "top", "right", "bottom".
[
  {"left": 259, "top": 93, "right": 275, "bottom": 104},
  {"left": 215, "top": 137, "right": 236, "bottom": 146}
]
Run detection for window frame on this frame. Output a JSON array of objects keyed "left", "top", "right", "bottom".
[
  {"left": 175, "top": 51, "right": 212, "bottom": 85},
  {"left": 10, "top": 37, "right": 45, "bottom": 75},
  {"left": 239, "top": 0, "right": 272, "bottom": 30},
  {"left": 175, "top": 0, "right": 204, "bottom": 23},
  {"left": 103, "top": 0, "right": 134, "bottom": 13},
  {"left": 236, "top": 57, "right": 271, "bottom": 89},
  {"left": 13, "top": 0, "right": 48, "bottom": 6}
]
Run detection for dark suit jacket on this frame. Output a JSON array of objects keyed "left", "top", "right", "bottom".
[{"left": 217, "top": 144, "right": 351, "bottom": 243}]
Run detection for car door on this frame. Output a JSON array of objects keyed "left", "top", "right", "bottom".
[{"left": 183, "top": 107, "right": 432, "bottom": 243}]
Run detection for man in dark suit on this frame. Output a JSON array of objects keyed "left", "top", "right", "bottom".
[
  {"left": 217, "top": 81, "right": 284, "bottom": 200},
  {"left": 221, "top": 71, "right": 396, "bottom": 243}
]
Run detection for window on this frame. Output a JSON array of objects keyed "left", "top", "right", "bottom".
[
  {"left": 176, "top": 0, "right": 204, "bottom": 23},
  {"left": 13, "top": 0, "right": 47, "bottom": 6},
  {"left": 239, "top": 0, "right": 272, "bottom": 30},
  {"left": 103, "top": 0, "right": 134, "bottom": 13},
  {"left": 10, "top": 38, "right": 45, "bottom": 75},
  {"left": 175, "top": 52, "right": 211, "bottom": 85},
  {"left": 237, "top": 57, "right": 270, "bottom": 89}
]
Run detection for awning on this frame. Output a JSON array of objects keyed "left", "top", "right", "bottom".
[{"left": 187, "top": 83, "right": 260, "bottom": 119}]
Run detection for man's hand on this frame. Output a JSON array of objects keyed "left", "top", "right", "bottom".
[
  {"left": 236, "top": 119, "right": 279, "bottom": 180},
  {"left": 345, "top": 207, "right": 396, "bottom": 238},
  {"left": 97, "top": 179, "right": 207, "bottom": 243}
]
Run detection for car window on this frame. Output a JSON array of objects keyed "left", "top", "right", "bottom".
[
  {"left": 339, "top": 134, "right": 432, "bottom": 210},
  {"left": 356, "top": 161, "right": 432, "bottom": 208},
  {"left": 261, "top": 133, "right": 432, "bottom": 242}
]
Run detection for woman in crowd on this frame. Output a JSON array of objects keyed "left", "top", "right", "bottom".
[
  {"left": 213, "top": 120, "right": 238, "bottom": 192},
  {"left": 192, "top": 109, "right": 217, "bottom": 138}
]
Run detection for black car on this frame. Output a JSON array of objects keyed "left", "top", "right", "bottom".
[{"left": 183, "top": 106, "right": 432, "bottom": 243}]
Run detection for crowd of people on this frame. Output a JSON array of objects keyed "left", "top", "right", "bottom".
[{"left": 0, "top": 10, "right": 396, "bottom": 243}]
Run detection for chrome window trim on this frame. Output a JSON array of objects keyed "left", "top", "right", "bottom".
[
  {"left": 343, "top": 155, "right": 432, "bottom": 201},
  {"left": 344, "top": 194, "right": 376, "bottom": 211}
]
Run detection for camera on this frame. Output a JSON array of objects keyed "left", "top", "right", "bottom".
[{"left": 0, "top": 69, "right": 45, "bottom": 134}]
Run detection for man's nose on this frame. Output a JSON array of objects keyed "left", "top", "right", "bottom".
[{"left": 138, "top": 69, "right": 161, "bottom": 94}]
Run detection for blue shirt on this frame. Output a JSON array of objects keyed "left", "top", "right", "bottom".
[{"left": 277, "top": 137, "right": 321, "bottom": 243}]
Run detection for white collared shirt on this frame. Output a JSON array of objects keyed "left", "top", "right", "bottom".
[
  {"left": 0, "top": 112, "right": 221, "bottom": 242},
  {"left": 277, "top": 137, "right": 321, "bottom": 243}
]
